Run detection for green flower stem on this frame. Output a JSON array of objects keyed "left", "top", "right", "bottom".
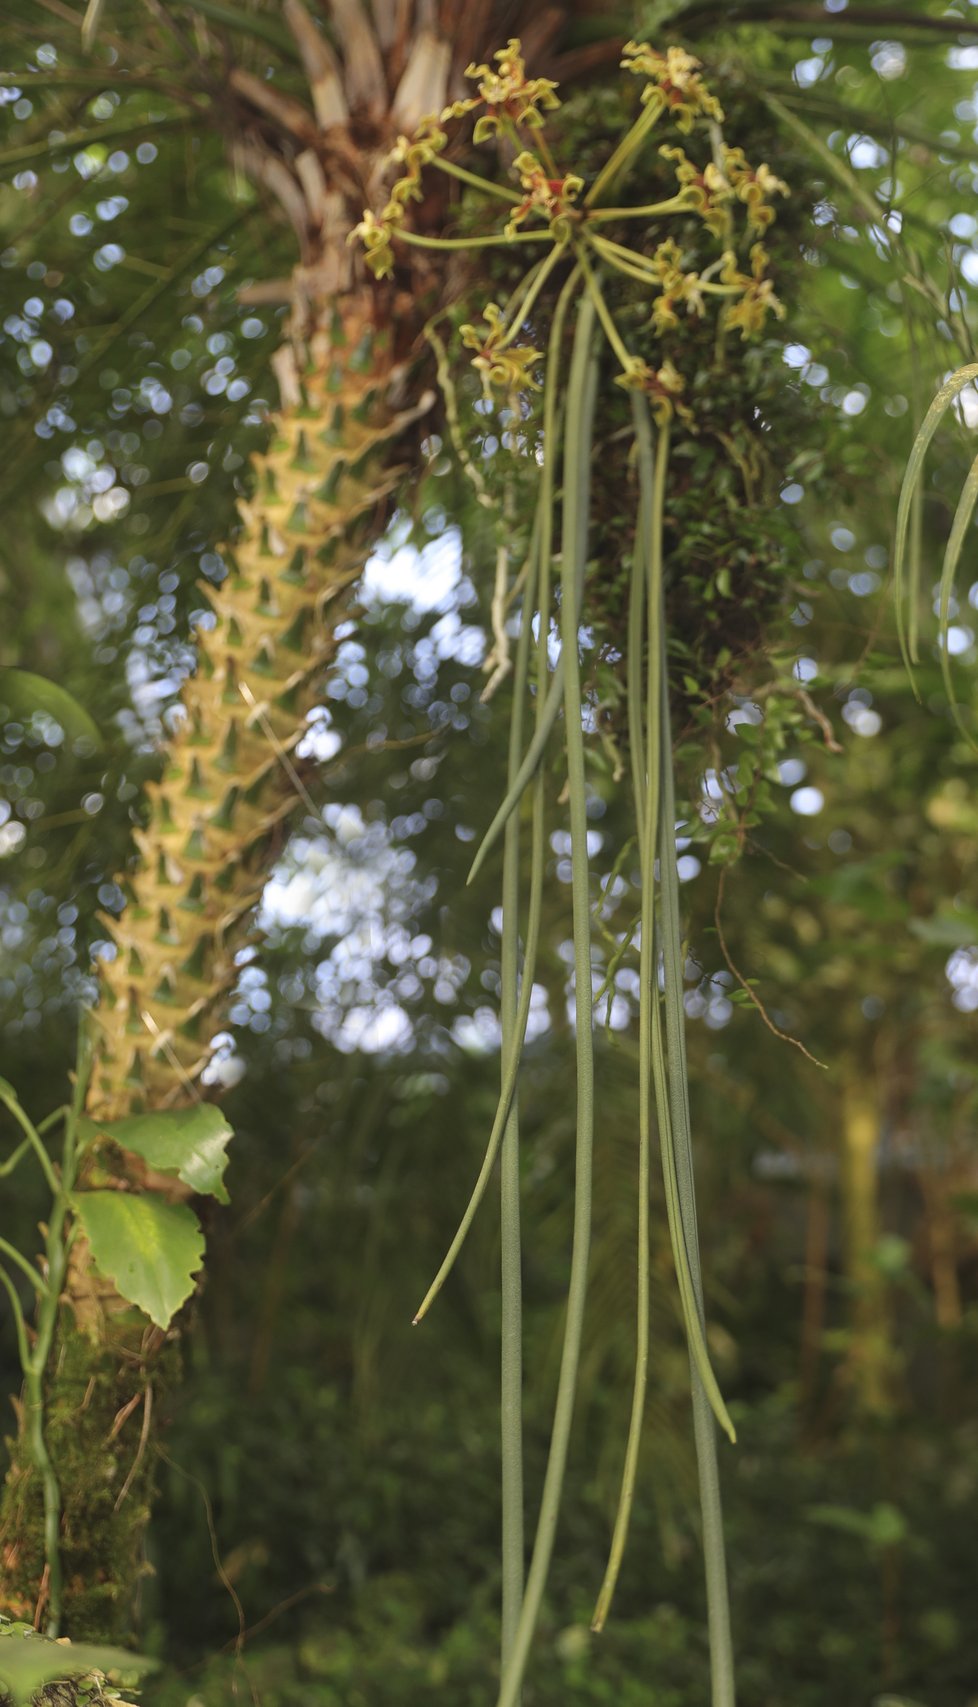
[
  {"left": 586, "top": 232, "right": 663, "bottom": 274},
  {"left": 591, "top": 396, "right": 659, "bottom": 1634},
  {"left": 0, "top": 1087, "right": 59, "bottom": 1198},
  {"left": 494, "top": 291, "right": 599, "bottom": 1707},
  {"left": 411, "top": 739, "right": 548, "bottom": 1327},
  {"left": 618, "top": 422, "right": 734, "bottom": 1447},
  {"left": 434, "top": 157, "right": 522, "bottom": 203},
  {"left": 466, "top": 262, "right": 584, "bottom": 888},
  {"left": 588, "top": 196, "right": 687, "bottom": 222},
  {"left": 0, "top": 1235, "right": 47, "bottom": 1295},
  {"left": 415, "top": 274, "right": 582, "bottom": 1325},
  {"left": 906, "top": 318, "right": 924, "bottom": 667},
  {"left": 585, "top": 100, "right": 663, "bottom": 208},
  {"left": 657, "top": 690, "right": 736, "bottom": 1707},
  {"left": 577, "top": 249, "right": 635, "bottom": 374},
  {"left": 935, "top": 450, "right": 978, "bottom": 748},
  {"left": 496, "top": 253, "right": 550, "bottom": 338},
  {"left": 893, "top": 362, "right": 978, "bottom": 682},
  {"left": 645, "top": 757, "right": 735, "bottom": 1433},
  {"left": 499, "top": 501, "right": 538, "bottom": 1684},
  {"left": 24, "top": 1027, "right": 94, "bottom": 1637},
  {"left": 533, "top": 131, "right": 561, "bottom": 182},
  {"left": 495, "top": 239, "right": 569, "bottom": 352},
  {"left": 586, "top": 232, "right": 670, "bottom": 289},
  {"left": 466, "top": 665, "right": 563, "bottom": 886},
  {"left": 395, "top": 228, "right": 552, "bottom": 254}
]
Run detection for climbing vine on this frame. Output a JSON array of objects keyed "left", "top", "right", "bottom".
[{"left": 0, "top": 1022, "right": 231, "bottom": 1635}]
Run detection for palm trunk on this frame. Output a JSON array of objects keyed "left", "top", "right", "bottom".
[{"left": 0, "top": 284, "right": 418, "bottom": 1634}]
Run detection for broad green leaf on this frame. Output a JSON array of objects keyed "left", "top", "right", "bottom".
[
  {"left": 72, "top": 1192, "right": 204, "bottom": 1329},
  {"left": 0, "top": 1627, "right": 155, "bottom": 1707},
  {"left": 79, "top": 1106, "right": 233, "bottom": 1204},
  {"left": 0, "top": 669, "right": 101, "bottom": 751}
]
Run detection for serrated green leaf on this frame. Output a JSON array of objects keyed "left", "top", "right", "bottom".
[
  {"left": 0, "top": 669, "right": 101, "bottom": 751},
  {"left": 72, "top": 1192, "right": 204, "bottom": 1329},
  {"left": 0, "top": 1628, "right": 155, "bottom": 1707},
  {"left": 79, "top": 1106, "right": 232, "bottom": 1203}
]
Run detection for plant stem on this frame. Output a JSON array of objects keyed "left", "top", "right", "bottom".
[
  {"left": 0, "top": 1266, "right": 30, "bottom": 1374},
  {"left": 396, "top": 228, "right": 552, "bottom": 253},
  {"left": 496, "top": 240, "right": 569, "bottom": 352},
  {"left": 587, "top": 241, "right": 668, "bottom": 291},
  {"left": 591, "top": 397, "right": 659, "bottom": 1632},
  {"left": 494, "top": 292, "right": 599, "bottom": 1707},
  {"left": 585, "top": 100, "right": 662, "bottom": 208},
  {"left": 0, "top": 1137, "right": 31, "bottom": 1177},
  {"left": 466, "top": 664, "right": 564, "bottom": 886},
  {"left": 499, "top": 498, "right": 532, "bottom": 1690},
  {"left": 435, "top": 157, "right": 522, "bottom": 202},
  {"left": 415, "top": 273, "right": 582, "bottom": 1323},
  {"left": 892, "top": 362, "right": 978, "bottom": 686},
  {"left": 0, "top": 1236, "right": 47, "bottom": 1296},
  {"left": 0, "top": 1090, "right": 59, "bottom": 1198},
  {"left": 36, "top": 1106, "right": 70, "bottom": 1135},
  {"left": 588, "top": 196, "right": 686, "bottom": 221},
  {"left": 577, "top": 249, "right": 635, "bottom": 373},
  {"left": 24, "top": 1027, "right": 93, "bottom": 1637},
  {"left": 657, "top": 689, "right": 737, "bottom": 1707}
]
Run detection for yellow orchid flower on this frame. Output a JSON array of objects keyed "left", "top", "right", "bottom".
[{"left": 621, "top": 41, "right": 725, "bottom": 131}]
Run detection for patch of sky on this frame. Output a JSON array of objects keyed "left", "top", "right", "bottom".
[
  {"left": 790, "top": 786, "right": 824, "bottom": 816},
  {"left": 847, "top": 135, "right": 887, "bottom": 170}
]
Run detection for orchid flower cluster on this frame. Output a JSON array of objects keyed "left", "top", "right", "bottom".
[{"left": 352, "top": 39, "right": 789, "bottom": 426}]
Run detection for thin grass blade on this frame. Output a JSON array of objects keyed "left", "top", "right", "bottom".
[
  {"left": 657, "top": 677, "right": 736, "bottom": 1707},
  {"left": 591, "top": 394, "right": 658, "bottom": 1633},
  {"left": 466, "top": 662, "right": 564, "bottom": 887},
  {"left": 893, "top": 362, "right": 978, "bottom": 676},
  {"left": 936, "top": 449, "right": 978, "bottom": 747}
]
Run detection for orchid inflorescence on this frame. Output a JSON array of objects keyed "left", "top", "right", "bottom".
[
  {"left": 352, "top": 40, "right": 790, "bottom": 1707},
  {"left": 352, "top": 38, "right": 788, "bottom": 424}
]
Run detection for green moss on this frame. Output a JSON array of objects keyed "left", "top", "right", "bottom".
[{"left": 0, "top": 1315, "right": 179, "bottom": 1641}]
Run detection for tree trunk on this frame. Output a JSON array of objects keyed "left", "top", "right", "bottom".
[
  {"left": 0, "top": 282, "right": 423, "bottom": 1634},
  {"left": 839, "top": 1071, "right": 889, "bottom": 1416}
]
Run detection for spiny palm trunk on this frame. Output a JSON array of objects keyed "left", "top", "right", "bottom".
[
  {"left": 91, "top": 297, "right": 413, "bottom": 1119},
  {"left": 0, "top": 0, "right": 535, "bottom": 1632},
  {"left": 0, "top": 286, "right": 415, "bottom": 1637}
]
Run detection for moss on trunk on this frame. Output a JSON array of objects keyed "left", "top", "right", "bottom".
[{"left": 1, "top": 1315, "right": 179, "bottom": 1640}]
